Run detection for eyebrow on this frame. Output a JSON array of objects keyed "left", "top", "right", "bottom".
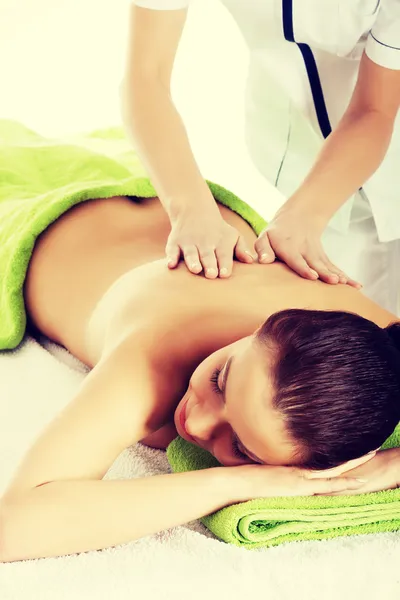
[{"left": 221, "top": 356, "right": 264, "bottom": 464}]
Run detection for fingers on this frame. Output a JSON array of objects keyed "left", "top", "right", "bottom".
[
  {"left": 273, "top": 246, "right": 319, "bottom": 280},
  {"left": 306, "top": 254, "right": 352, "bottom": 286},
  {"left": 198, "top": 249, "right": 219, "bottom": 279},
  {"left": 215, "top": 248, "right": 234, "bottom": 279},
  {"left": 235, "top": 236, "right": 256, "bottom": 265},
  {"left": 278, "top": 245, "right": 363, "bottom": 289},
  {"left": 321, "top": 256, "right": 362, "bottom": 289},
  {"left": 183, "top": 245, "right": 235, "bottom": 279},
  {"left": 310, "top": 476, "right": 367, "bottom": 495},
  {"left": 345, "top": 277, "right": 363, "bottom": 290},
  {"left": 165, "top": 244, "right": 181, "bottom": 270},
  {"left": 181, "top": 245, "right": 203, "bottom": 275},
  {"left": 254, "top": 231, "right": 275, "bottom": 264},
  {"left": 304, "top": 452, "right": 377, "bottom": 480},
  {"left": 285, "top": 467, "right": 368, "bottom": 496},
  {"left": 321, "top": 256, "right": 349, "bottom": 284},
  {"left": 166, "top": 219, "right": 256, "bottom": 278}
]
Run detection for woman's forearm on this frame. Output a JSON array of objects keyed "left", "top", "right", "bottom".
[
  {"left": 1, "top": 468, "right": 242, "bottom": 562},
  {"left": 121, "top": 78, "right": 218, "bottom": 219},
  {"left": 284, "top": 109, "right": 394, "bottom": 223}
]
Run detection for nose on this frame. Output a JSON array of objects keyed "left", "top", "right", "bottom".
[{"left": 185, "top": 399, "right": 223, "bottom": 445}]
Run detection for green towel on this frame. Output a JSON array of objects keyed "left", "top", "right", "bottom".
[
  {"left": 166, "top": 426, "right": 400, "bottom": 548},
  {"left": 0, "top": 120, "right": 266, "bottom": 351}
]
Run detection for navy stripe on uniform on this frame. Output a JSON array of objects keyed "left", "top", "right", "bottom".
[{"left": 282, "top": 0, "right": 332, "bottom": 139}]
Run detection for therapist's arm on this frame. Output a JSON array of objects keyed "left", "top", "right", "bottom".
[
  {"left": 255, "top": 53, "right": 400, "bottom": 284},
  {"left": 121, "top": 5, "right": 253, "bottom": 278},
  {"left": 283, "top": 53, "right": 400, "bottom": 222},
  {"left": 121, "top": 6, "right": 212, "bottom": 218}
]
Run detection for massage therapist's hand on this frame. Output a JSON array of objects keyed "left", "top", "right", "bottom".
[
  {"left": 166, "top": 206, "right": 255, "bottom": 279},
  {"left": 255, "top": 206, "right": 362, "bottom": 289}
]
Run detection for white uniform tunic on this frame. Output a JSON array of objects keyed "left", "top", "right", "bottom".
[{"left": 132, "top": 0, "right": 400, "bottom": 312}]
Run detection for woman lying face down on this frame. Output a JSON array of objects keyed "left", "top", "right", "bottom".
[
  {"left": 3, "top": 194, "right": 400, "bottom": 562},
  {"left": 174, "top": 309, "right": 400, "bottom": 470}
]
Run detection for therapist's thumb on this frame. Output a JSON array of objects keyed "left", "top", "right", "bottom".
[
  {"left": 254, "top": 230, "right": 276, "bottom": 264},
  {"left": 166, "top": 244, "right": 180, "bottom": 269}
]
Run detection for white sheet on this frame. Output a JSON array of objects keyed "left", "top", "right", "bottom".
[{"left": 0, "top": 336, "right": 399, "bottom": 600}]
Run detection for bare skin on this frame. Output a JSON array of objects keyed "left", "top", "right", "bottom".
[
  {"left": 1, "top": 194, "right": 398, "bottom": 562},
  {"left": 24, "top": 193, "right": 395, "bottom": 447}
]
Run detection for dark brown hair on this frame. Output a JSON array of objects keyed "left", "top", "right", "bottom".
[{"left": 256, "top": 309, "right": 400, "bottom": 469}]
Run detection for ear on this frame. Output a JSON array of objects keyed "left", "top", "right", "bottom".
[{"left": 305, "top": 450, "right": 378, "bottom": 479}]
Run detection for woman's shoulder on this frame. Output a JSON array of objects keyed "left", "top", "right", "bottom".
[
  {"left": 84, "top": 260, "right": 197, "bottom": 365},
  {"left": 319, "top": 282, "right": 399, "bottom": 329}
]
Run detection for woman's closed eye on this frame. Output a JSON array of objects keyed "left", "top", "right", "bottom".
[
  {"left": 209, "top": 367, "right": 253, "bottom": 463},
  {"left": 209, "top": 367, "right": 222, "bottom": 395},
  {"left": 231, "top": 435, "right": 250, "bottom": 462}
]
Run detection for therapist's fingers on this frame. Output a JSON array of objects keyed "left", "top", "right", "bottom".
[
  {"left": 322, "top": 254, "right": 363, "bottom": 289},
  {"left": 273, "top": 244, "right": 319, "bottom": 280},
  {"left": 302, "top": 244, "right": 345, "bottom": 284},
  {"left": 166, "top": 243, "right": 181, "bottom": 269},
  {"left": 323, "top": 253, "right": 362, "bottom": 288},
  {"left": 254, "top": 230, "right": 276, "bottom": 264},
  {"left": 234, "top": 236, "right": 256, "bottom": 264},
  {"left": 182, "top": 245, "right": 203, "bottom": 275},
  {"left": 307, "top": 253, "right": 363, "bottom": 288},
  {"left": 306, "top": 256, "right": 342, "bottom": 284},
  {"left": 345, "top": 277, "right": 363, "bottom": 289},
  {"left": 198, "top": 248, "right": 219, "bottom": 279},
  {"left": 215, "top": 248, "right": 234, "bottom": 278}
]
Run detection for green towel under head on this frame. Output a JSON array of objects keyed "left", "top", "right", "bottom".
[
  {"left": 0, "top": 120, "right": 266, "bottom": 350},
  {"left": 166, "top": 427, "right": 400, "bottom": 549}
]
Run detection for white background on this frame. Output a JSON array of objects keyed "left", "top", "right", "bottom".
[{"left": 0, "top": 0, "right": 284, "bottom": 216}]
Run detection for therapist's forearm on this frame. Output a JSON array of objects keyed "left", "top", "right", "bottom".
[
  {"left": 121, "top": 78, "right": 218, "bottom": 219},
  {"left": 284, "top": 109, "right": 394, "bottom": 223}
]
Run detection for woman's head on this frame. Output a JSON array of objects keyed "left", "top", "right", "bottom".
[{"left": 174, "top": 309, "right": 400, "bottom": 470}]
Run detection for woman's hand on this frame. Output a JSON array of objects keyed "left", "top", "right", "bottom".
[
  {"left": 166, "top": 208, "right": 254, "bottom": 278},
  {"left": 312, "top": 449, "right": 400, "bottom": 496},
  {"left": 254, "top": 207, "right": 362, "bottom": 288},
  {"left": 229, "top": 463, "right": 367, "bottom": 502}
]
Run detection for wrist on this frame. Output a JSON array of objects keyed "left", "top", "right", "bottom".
[
  {"left": 164, "top": 190, "right": 219, "bottom": 223},
  {"left": 212, "top": 466, "right": 250, "bottom": 506},
  {"left": 275, "top": 196, "right": 330, "bottom": 232}
]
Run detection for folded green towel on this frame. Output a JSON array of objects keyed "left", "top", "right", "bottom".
[
  {"left": 0, "top": 120, "right": 266, "bottom": 351},
  {"left": 166, "top": 427, "right": 400, "bottom": 548}
]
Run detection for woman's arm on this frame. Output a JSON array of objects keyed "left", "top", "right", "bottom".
[
  {"left": 0, "top": 332, "right": 364, "bottom": 562},
  {"left": 0, "top": 337, "right": 238, "bottom": 561}
]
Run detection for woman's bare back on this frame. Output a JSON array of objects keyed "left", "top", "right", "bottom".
[
  {"left": 24, "top": 195, "right": 396, "bottom": 367},
  {"left": 24, "top": 195, "right": 260, "bottom": 361}
]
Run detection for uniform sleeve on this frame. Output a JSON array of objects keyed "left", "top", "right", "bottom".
[
  {"left": 132, "top": 0, "right": 190, "bottom": 9},
  {"left": 365, "top": 0, "right": 400, "bottom": 69}
]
